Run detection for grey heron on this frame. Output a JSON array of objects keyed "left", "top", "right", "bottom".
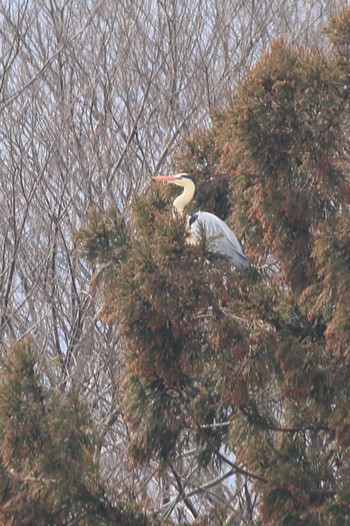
[{"left": 152, "top": 173, "right": 249, "bottom": 269}]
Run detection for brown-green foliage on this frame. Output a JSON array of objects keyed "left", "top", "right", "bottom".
[
  {"left": 79, "top": 7, "right": 350, "bottom": 525},
  {"left": 215, "top": 38, "right": 347, "bottom": 292},
  {"left": 0, "top": 341, "right": 157, "bottom": 526},
  {"left": 175, "top": 130, "right": 231, "bottom": 221},
  {"left": 211, "top": 7, "right": 350, "bottom": 524},
  {"left": 79, "top": 187, "right": 253, "bottom": 467}
]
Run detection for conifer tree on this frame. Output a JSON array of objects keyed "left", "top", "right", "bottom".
[
  {"left": 79, "top": 7, "right": 350, "bottom": 524},
  {"left": 0, "top": 340, "right": 159, "bottom": 525}
]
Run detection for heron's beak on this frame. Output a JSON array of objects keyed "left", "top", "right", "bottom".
[{"left": 152, "top": 175, "right": 176, "bottom": 181}]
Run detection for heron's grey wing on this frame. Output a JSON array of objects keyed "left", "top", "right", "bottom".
[{"left": 190, "top": 211, "right": 249, "bottom": 269}]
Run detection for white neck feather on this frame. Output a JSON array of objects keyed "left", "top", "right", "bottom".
[{"left": 173, "top": 179, "right": 195, "bottom": 216}]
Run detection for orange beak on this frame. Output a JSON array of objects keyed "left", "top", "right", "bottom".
[{"left": 152, "top": 175, "right": 177, "bottom": 181}]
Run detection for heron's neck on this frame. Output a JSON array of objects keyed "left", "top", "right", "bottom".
[{"left": 173, "top": 181, "right": 195, "bottom": 216}]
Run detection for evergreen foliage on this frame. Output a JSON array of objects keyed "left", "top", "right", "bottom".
[
  {"left": 78, "top": 7, "right": 350, "bottom": 524},
  {"left": 0, "top": 341, "right": 158, "bottom": 525}
]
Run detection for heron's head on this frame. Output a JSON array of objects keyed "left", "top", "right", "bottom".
[
  {"left": 152, "top": 173, "right": 195, "bottom": 215},
  {"left": 152, "top": 173, "right": 194, "bottom": 188}
]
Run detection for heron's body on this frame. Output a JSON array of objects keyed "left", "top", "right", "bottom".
[
  {"left": 187, "top": 210, "right": 248, "bottom": 269},
  {"left": 152, "top": 173, "right": 249, "bottom": 269}
]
